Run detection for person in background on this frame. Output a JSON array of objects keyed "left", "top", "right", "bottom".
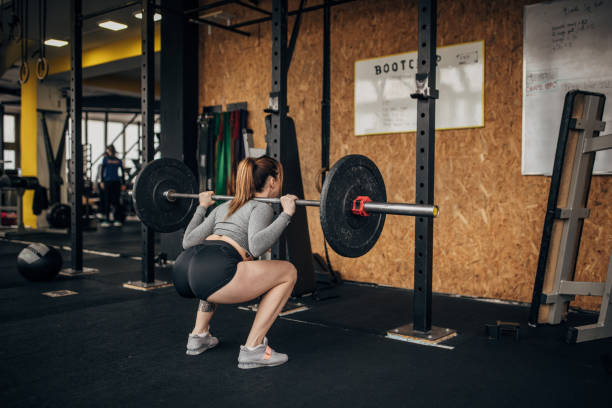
[{"left": 100, "top": 145, "right": 125, "bottom": 227}]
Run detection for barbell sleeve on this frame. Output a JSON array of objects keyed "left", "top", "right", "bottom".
[
  {"left": 362, "top": 202, "right": 439, "bottom": 217},
  {"left": 164, "top": 190, "right": 438, "bottom": 217}
]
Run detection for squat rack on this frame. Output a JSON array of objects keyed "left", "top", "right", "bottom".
[
  {"left": 184, "top": 0, "right": 450, "bottom": 339},
  {"left": 66, "top": 0, "right": 450, "bottom": 338},
  {"left": 66, "top": 0, "right": 159, "bottom": 279}
]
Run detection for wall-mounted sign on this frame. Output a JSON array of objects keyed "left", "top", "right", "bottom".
[{"left": 355, "top": 40, "right": 484, "bottom": 136}]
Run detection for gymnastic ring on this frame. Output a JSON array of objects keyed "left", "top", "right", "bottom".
[
  {"left": 36, "top": 57, "right": 49, "bottom": 80},
  {"left": 18, "top": 61, "right": 29, "bottom": 85},
  {"left": 315, "top": 167, "right": 328, "bottom": 193}
]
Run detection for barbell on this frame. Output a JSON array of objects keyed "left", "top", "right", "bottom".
[{"left": 132, "top": 154, "right": 438, "bottom": 257}]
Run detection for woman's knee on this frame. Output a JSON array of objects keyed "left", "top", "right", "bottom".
[{"left": 283, "top": 261, "right": 297, "bottom": 284}]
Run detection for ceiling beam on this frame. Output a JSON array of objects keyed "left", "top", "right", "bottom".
[{"left": 83, "top": 74, "right": 160, "bottom": 98}]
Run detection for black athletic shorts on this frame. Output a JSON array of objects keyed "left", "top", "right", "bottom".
[{"left": 173, "top": 240, "right": 243, "bottom": 300}]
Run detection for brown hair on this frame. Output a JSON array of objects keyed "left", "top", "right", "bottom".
[{"left": 226, "top": 156, "right": 283, "bottom": 218}]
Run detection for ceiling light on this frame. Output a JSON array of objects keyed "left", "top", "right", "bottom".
[
  {"left": 44, "top": 39, "right": 68, "bottom": 47},
  {"left": 98, "top": 20, "right": 128, "bottom": 31},
  {"left": 133, "top": 11, "right": 162, "bottom": 21}
]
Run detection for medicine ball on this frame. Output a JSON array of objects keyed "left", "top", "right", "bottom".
[
  {"left": 46, "top": 203, "right": 71, "bottom": 229},
  {"left": 17, "top": 243, "right": 63, "bottom": 281}
]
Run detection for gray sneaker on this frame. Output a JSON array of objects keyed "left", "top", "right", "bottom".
[
  {"left": 237, "top": 337, "right": 288, "bottom": 369},
  {"left": 186, "top": 332, "right": 219, "bottom": 355}
]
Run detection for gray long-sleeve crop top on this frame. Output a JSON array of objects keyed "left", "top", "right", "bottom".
[{"left": 182, "top": 200, "right": 292, "bottom": 258}]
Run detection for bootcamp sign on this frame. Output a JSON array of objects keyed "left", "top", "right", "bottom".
[
  {"left": 354, "top": 40, "right": 484, "bottom": 136},
  {"left": 373, "top": 56, "right": 440, "bottom": 75}
]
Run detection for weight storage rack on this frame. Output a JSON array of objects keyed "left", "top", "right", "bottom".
[{"left": 529, "top": 90, "right": 612, "bottom": 343}]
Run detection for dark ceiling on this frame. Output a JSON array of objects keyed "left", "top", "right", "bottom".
[
  {"left": 16, "top": 0, "right": 150, "bottom": 58},
  {"left": 0, "top": 0, "right": 163, "bottom": 106},
  {"left": 0, "top": 0, "right": 294, "bottom": 110}
]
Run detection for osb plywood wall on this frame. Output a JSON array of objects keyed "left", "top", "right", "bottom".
[{"left": 199, "top": 0, "right": 611, "bottom": 310}]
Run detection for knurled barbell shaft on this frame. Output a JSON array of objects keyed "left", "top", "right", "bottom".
[
  {"left": 164, "top": 191, "right": 439, "bottom": 217},
  {"left": 213, "top": 194, "right": 321, "bottom": 207}
]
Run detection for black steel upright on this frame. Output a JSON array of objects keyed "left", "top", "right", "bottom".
[
  {"left": 269, "top": 0, "right": 289, "bottom": 262},
  {"left": 321, "top": 0, "right": 330, "bottom": 178},
  {"left": 141, "top": 0, "right": 155, "bottom": 283},
  {"left": 70, "top": 0, "right": 84, "bottom": 271},
  {"left": 265, "top": 0, "right": 316, "bottom": 295},
  {"left": 412, "top": 0, "right": 437, "bottom": 333},
  {"left": 160, "top": 0, "right": 199, "bottom": 260}
]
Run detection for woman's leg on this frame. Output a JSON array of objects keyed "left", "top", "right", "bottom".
[
  {"left": 192, "top": 300, "right": 217, "bottom": 334},
  {"left": 186, "top": 299, "right": 220, "bottom": 356},
  {"left": 207, "top": 260, "right": 297, "bottom": 347}
]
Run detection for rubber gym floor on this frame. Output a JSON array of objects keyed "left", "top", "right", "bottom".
[{"left": 1, "top": 222, "right": 611, "bottom": 407}]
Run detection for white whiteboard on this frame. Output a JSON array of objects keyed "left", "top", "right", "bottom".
[
  {"left": 522, "top": 0, "right": 612, "bottom": 175},
  {"left": 354, "top": 41, "right": 484, "bottom": 136}
]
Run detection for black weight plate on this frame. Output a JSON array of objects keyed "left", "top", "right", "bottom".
[
  {"left": 320, "top": 155, "right": 386, "bottom": 258},
  {"left": 133, "top": 158, "right": 199, "bottom": 233}
]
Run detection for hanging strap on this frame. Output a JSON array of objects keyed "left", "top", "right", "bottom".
[{"left": 36, "top": 0, "right": 48, "bottom": 80}]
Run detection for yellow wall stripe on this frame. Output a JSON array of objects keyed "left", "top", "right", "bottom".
[
  {"left": 20, "top": 62, "right": 38, "bottom": 228},
  {"left": 48, "top": 30, "right": 161, "bottom": 75}
]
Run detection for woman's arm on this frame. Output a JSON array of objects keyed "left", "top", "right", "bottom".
[
  {"left": 247, "top": 204, "right": 292, "bottom": 257},
  {"left": 182, "top": 205, "right": 218, "bottom": 249}
]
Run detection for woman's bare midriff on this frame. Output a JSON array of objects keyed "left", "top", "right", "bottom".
[{"left": 205, "top": 234, "right": 252, "bottom": 261}]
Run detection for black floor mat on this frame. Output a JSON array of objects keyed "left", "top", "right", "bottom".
[
  {"left": 1, "top": 241, "right": 611, "bottom": 407},
  {"left": 2, "top": 220, "right": 159, "bottom": 257}
]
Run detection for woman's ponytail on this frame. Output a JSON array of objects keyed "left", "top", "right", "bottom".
[
  {"left": 227, "top": 158, "right": 256, "bottom": 217},
  {"left": 226, "top": 156, "right": 282, "bottom": 218}
]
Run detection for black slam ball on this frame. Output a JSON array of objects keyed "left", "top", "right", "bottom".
[{"left": 16, "top": 243, "right": 63, "bottom": 281}]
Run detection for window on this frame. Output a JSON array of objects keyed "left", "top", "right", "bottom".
[
  {"left": 3, "top": 149, "right": 15, "bottom": 170},
  {"left": 2, "top": 114, "right": 18, "bottom": 170},
  {"left": 4, "top": 115, "right": 16, "bottom": 143},
  {"left": 124, "top": 124, "right": 140, "bottom": 171},
  {"left": 154, "top": 118, "right": 161, "bottom": 159},
  {"left": 86, "top": 120, "right": 105, "bottom": 169},
  {"left": 107, "top": 121, "right": 125, "bottom": 158}
]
